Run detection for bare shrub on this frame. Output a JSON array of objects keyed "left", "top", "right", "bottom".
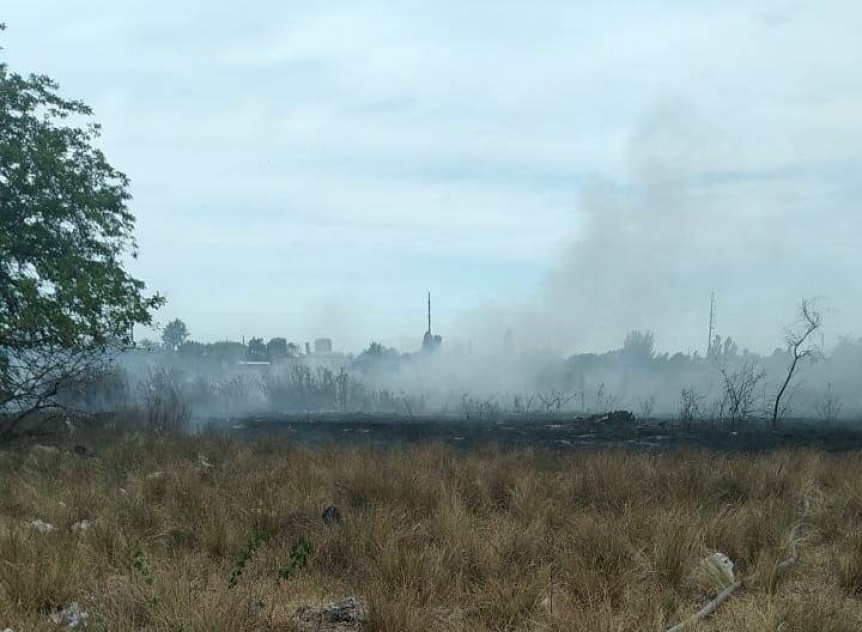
[
  {"left": 538, "top": 389, "right": 573, "bottom": 414},
  {"left": 139, "top": 366, "right": 190, "bottom": 433},
  {"left": 715, "top": 361, "right": 766, "bottom": 429},
  {"left": 640, "top": 394, "right": 657, "bottom": 420},
  {"left": 513, "top": 394, "right": 537, "bottom": 416},
  {"left": 593, "top": 382, "right": 620, "bottom": 414},
  {"left": 817, "top": 383, "right": 844, "bottom": 424},
  {"left": 461, "top": 395, "right": 500, "bottom": 422},
  {"left": 679, "top": 387, "right": 705, "bottom": 428}
]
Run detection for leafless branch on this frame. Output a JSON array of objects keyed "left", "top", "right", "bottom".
[{"left": 771, "top": 299, "right": 823, "bottom": 430}]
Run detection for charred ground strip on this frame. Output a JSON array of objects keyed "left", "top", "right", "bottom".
[{"left": 224, "top": 413, "right": 862, "bottom": 453}]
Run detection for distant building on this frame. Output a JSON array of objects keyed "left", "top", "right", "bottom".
[
  {"left": 421, "top": 292, "right": 442, "bottom": 352},
  {"left": 301, "top": 337, "right": 348, "bottom": 369},
  {"left": 422, "top": 330, "right": 442, "bottom": 352}
]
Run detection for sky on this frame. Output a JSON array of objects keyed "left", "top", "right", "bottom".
[{"left": 4, "top": 1, "right": 861, "bottom": 355}]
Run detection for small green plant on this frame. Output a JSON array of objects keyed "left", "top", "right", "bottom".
[
  {"left": 228, "top": 530, "right": 269, "bottom": 590},
  {"left": 132, "top": 545, "right": 159, "bottom": 607},
  {"left": 132, "top": 546, "right": 154, "bottom": 585},
  {"left": 278, "top": 537, "right": 313, "bottom": 582}
]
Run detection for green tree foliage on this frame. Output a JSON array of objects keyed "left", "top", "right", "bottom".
[
  {"left": 620, "top": 330, "right": 655, "bottom": 364},
  {"left": 0, "top": 25, "right": 163, "bottom": 430},
  {"left": 177, "top": 340, "right": 207, "bottom": 359},
  {"left": 266, "top": 337, "right": 288, "bottom": 361},
  {"left": 708, "top": 336, "right": 739, "bottom": 362},
  {"left": 207, "top": 341, "right": 245, "bottom": 364},
  {"left": 136, "top": 338, "right": 160, "bottom": 352},
  {"left": 361, "top": 341, "right": 396, "bottom": 358},
  {"left": 161, "top": 318, "right": 189, "bottom": 351},
  {"left": 354, "top": 341, "right": 400, "bottom": 373},
  {"left": 246, "top": 337, "right": 269, "bottom": 361}
]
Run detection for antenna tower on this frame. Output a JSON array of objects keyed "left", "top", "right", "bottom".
[
  {"left": 707, "top": 292, "right": 716, "bottom": 357},
  {"left": 427, "top": 291, "right": 432, "bottom": 333}
]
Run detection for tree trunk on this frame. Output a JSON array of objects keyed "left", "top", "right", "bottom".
[{"left": 772, "top": 355, "right": 799, "bottom": 431}]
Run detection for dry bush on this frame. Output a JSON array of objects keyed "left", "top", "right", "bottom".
[
  {"left": 138, "top": 366, "right": 191, "bottom": 434},
  {"left": 836, "top": 528, "right": 862, "bottom": 596}
]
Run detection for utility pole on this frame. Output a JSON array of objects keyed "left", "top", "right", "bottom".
[{"left": 707, "top": 292, "right": 716, "bottom": 357}]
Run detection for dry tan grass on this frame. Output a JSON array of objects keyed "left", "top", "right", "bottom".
[{"left": 1, "top": 429, "right": 861, "bottom": 631}]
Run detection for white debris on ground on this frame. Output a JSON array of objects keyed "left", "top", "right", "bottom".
[
  {"left": 292, "top": 597, "right": 367, "bottom": 631},
  {"left": 28, "top": 519, "right": 56, "bottom": 533},
  {"left": 49, "top": 602, "right": 88, "bottom": 628},
  {"left": 692, "top": 551, "right": 736, "bottom": 592},
  {"left": 31, "top": 444, "right": 59, "bottom": 457},
  {"left": 71, "top": 520, "right": 91, "bottom": 533},
  {"left": 198, "top": 454, "right": 213, "bottom": 468},
  {"left": 145, "top": 471, "right": 165, "bottom": 480}
]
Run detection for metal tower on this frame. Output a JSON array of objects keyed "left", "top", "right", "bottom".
[{"left": 707, "top": 292, "right": 716, "bottom": 357}]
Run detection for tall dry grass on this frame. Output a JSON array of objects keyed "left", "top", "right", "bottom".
[{"left": 0, "top": 427, "right": 861, "bottom": 630}]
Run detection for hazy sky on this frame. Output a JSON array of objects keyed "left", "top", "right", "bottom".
[{"left": 4, "top": 2, "right": 861, "bottom": 354}]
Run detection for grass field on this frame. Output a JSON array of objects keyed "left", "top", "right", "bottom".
[{"left": 1, "top": 426, "right": 862, "bottom": 631}]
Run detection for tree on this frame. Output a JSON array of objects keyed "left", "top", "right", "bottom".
[
  {"left": 710, "top": 336, "right": 738, "bottom": 362},
  {"left": 246, "top": 337, "right": 269, "bottom": 361},
  {"left": 353, "top": 341, "right": 399, "bottom": 372},
  {"left": 136, "top": 338, "right": 160, "bottom": 352},
  {"left": 177, "top": 340, "right": 206, "bottom": 360},
  {"left": 267, "top": 337, "right": 288, "bottom": 361},
  {"left": 621, "top": 330, "right": 655, "bottom": 364},
  {"left": 1, "top": 25, "right": 163, "bottom": 435},
  {"left": 771, "top": 299, "right": 823, "bottom": 430},
  {"left": 722, "top": 336, "right": 738, "bottom": 360},
  {"left": 206, "top": 341, "right": 245, "bottom": 364},
  {"left": 161, "top": 319, "right": 189, "bottom": 351},
  {"left": 708, "top": 334, "right": 722, "bottom": 360}
]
